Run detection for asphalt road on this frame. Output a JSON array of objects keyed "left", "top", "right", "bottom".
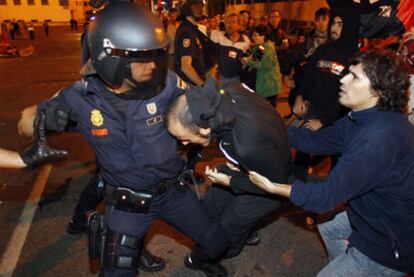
[{"left": 0, "top": 25, "right": 327, "bottom": 277}]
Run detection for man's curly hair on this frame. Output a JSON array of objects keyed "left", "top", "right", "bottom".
[{"left": 350, "top": 49, "right": 410, "bottom": 114}]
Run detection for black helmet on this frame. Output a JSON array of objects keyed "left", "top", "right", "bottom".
[{"left": 88, "top": 2, "right": 169, "bottom": 98}]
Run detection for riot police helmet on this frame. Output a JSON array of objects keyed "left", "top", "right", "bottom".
[{"left": 88, "top": 2, "right": 169, "bottom": 98}]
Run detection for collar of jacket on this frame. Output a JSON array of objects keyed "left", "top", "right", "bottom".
[{"left": 347, "top": 107, "right": 380, "bottom": 125}]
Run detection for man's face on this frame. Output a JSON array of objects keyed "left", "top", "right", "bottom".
[
  {"left": 239, "top": 12, "right": 250, "bottom": 28},
  {"left": 315, "top": 15, "right": 329, "bottom": 33},
  {"left": 268, "top": 11, "right": 281, "bottom": 28},
  {"left": 167, "top": 120, "right": 211, "bottom": 147},
  {"left": 330, "top": 16, "right": 343, "bottom": 40},
  {"left": 191, "top": 3, "right": 204, "bottom": 18},
  {"left": 130, "top": 61, "right": 156, "bottom": 82},
  {"left": 252, "top": 32, "right": 265, "bottom": 45},
  {"left": 169, "top": 11, "right": 178, "bottom": 22},
  {"left": 225, "top": 15, "right": 240, "bottom": 35},
  {"left": 339, "top": 63, "right": 378, "bottom": 112}
]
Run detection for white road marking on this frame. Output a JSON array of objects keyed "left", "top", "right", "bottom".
[{"left": 0, "top": 164, "right": 52, "bottom": 277}]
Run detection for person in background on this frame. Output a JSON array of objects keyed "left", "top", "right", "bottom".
[
  {"left": 43, "top": 21, "right": 49, "bottom": 37},
  {"left": 174, "top": 0, "right": 207, "bottom": 86},
  {"left": 268, "top": 9, "right": 287, "bottom": 48},
  {"left": 210, "top": 13, "right": 250, "bottom": 86},
  {"left": 166, "top": 8, "right": 179, "bottom": 69},
  {"left": 285, "top": 7, "right": 331, "bottom": 115},
  {"left": 259, "top": 15, "right": 268, "bottom": 27},
  {"left": 247, "top": 24, "right": 282, "bottom": 107},
  {"left": 239, "top": 10, "right": 253, "bottom": 38}
]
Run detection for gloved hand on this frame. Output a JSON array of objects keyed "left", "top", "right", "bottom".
[
  {"left": 39, "top": 101, "right": 74, "bottom": 132},
  {"left": 20, "top": 111, "right": 69, "bottom": 167}
]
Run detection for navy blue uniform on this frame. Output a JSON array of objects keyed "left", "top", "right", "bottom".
[
  {"left": 174, "top": 18, "right": 206, "bottom": 84},
  {"left": 40, "top": 71, "right": 228, "bottom": 276}
]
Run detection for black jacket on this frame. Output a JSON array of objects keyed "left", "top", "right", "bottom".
[
  {"left": 216, "top": 82, "right": 293, "bottom": 195},
  {"left": 298, "top": 11, "right": 359, "bottom": 126}
]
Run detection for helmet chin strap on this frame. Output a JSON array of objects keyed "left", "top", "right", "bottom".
[
  {"left": 117, "top": 78, "right": 164, "bottom": 100},
  {"left": 115, "top": 65, "right": 165, "bottom": 100}
]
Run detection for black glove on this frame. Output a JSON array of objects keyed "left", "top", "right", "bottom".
[{"left": 20, "top": 111, "right": 69, "bottom": 167}]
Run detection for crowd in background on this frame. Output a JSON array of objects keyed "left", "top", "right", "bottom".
[{"left": 153, "top": 5, "right": 414, "bottom": 113}]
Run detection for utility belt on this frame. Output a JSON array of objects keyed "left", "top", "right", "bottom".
[
  {"left": 103, "top": 175, "right": 183, "bottom": 214},
  {"left": 88, "top": 175, "right": 184, "bottom": 265}
]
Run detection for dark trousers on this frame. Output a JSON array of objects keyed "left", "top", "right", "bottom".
[
  {"left": 201, "top": 185, "right": 281, "bottom": 259},
  {"left": 102, "top": 186, "right": 229, "bottom": 277}
]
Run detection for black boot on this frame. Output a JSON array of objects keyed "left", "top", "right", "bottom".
[
  {"left": 138, "top": 249, "right": 166, "bottom": 272},
  {"left": 66, "top": 205, "right": 88, "bottom": 235},
  {"left": 245, "top": 231, "right": 261, "bottom": 246},
  {"left": 184, "top": 255, "right": 227, "bottom": 277}
]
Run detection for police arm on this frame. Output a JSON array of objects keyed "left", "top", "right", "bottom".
[
  {"left": 181, "top": 56, "right": 205, "bottom": 86},
  {"left": 17, "top": 89, "right": 67, "bottom": 138}
]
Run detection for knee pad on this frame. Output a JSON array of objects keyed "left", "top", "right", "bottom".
[{"left": 102, "top": 229, "right": 142, "bottom": 270}]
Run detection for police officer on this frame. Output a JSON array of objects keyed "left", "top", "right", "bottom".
[
  {"left": 174, "top": 0, "right": 209, "bottom": 86},
  {"left": 167, "top": 79, "right": 293, "bottom": 259},
  {"left": 35, "top": 3, "right": 229, "bottom": 276}
]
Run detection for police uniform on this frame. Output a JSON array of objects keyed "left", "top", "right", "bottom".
[
  {"left": 41, "top": 71, "right": 228, "bottom": 276},
  {"left": 174, "top": 18, "right": 206, "bottom": 84}
]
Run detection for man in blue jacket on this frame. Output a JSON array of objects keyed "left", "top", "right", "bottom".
[{"left": 248, "top": 49, "right": 414, "bottom": 276}]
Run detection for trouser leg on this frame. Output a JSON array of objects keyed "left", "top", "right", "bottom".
[
  {"left": 159, "top": 186, "right": 229, "bottom": 262},
  {"left": 317, "top": 246, "right": 405, "bottom": 277},
  {"left": 220, "top": 194, "right": 281, "bottom": 258},
  {"left": 317, "top": 210, "right": 352, "bottom": 261},
  {"left": 101, "top": 206, "right": 156, "bottom": 277},
  {"left": 204, "top": 186, "right": 281, "bottom": 258}
]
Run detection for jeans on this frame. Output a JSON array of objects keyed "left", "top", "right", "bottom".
[{"left": 317, "top": 211, "right": 405, "bottom": 277}]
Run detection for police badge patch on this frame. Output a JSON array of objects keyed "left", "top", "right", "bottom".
[
  {"left": 228, "top": 50, "right": 237, "bottom": 59},
  {"left": 176, "top": 76, "right": 187, "bottom": 89},
  {"left": 183, "top": 38, "right": 191, "bottom": 48},
  {"left": 91, "top": 109, "right": 104, "bottom": 127},
  {"left": 146, "top": 103, "right": 157, "bottom": 115}
]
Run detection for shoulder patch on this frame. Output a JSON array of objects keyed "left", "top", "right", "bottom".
[
  {"left": 183, "top": 38, "right": 191, "bottom": 48},
  {"left": 176, "top": 76, "right": 187, "bottom": 89}
]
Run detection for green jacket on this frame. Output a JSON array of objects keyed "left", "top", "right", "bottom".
[{"left": 247, "top": 41, "right": 282, "bottom": 97}]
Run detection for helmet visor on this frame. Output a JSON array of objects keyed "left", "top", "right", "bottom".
[{"left": 104, "top": 47, "right": 167, "bottom": 63}]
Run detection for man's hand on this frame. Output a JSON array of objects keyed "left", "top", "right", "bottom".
[
  {"left": 248, "top": 171, "right": 277, "bottom": 193},
  {"left": 303, "top": 119, "right": 323, "bottom": 131},
  {"left": 293, "top": 95, "right": 307, "bottom": 117},
  {"left": 205, "top": 165, "right": 231, "bottom": 187},
  {"left": 226, "top": 161, "right": 239, "bottom": 172},
  {"left": 19, "top": 111, "right": 69, "bottom": 167},
  {"left": 249, "top": 171, "right": 292, "bottom": 197}
]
